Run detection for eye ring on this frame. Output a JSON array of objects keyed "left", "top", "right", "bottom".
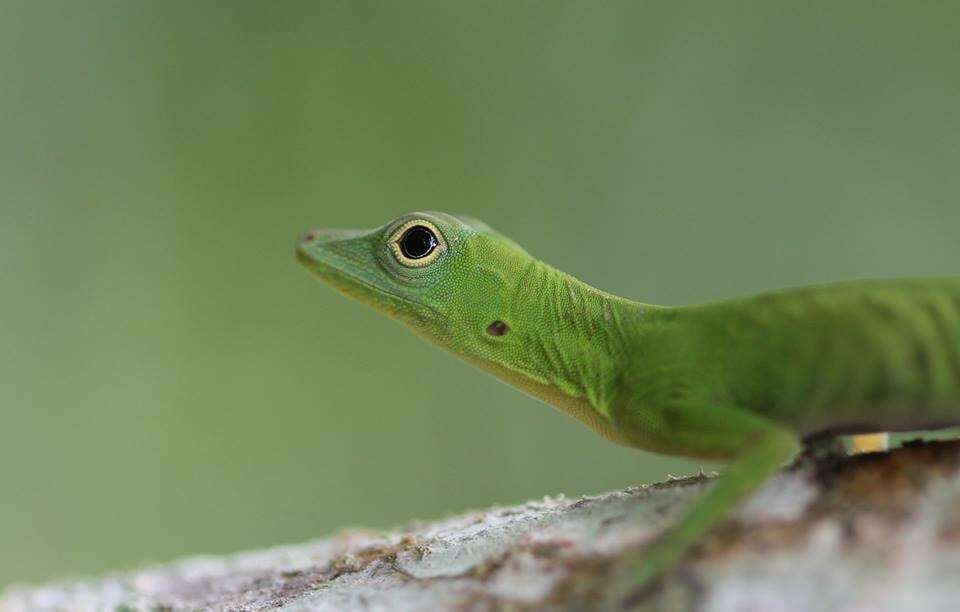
[{"left": 388, "top": 220, "right": 446, "bottom": 267}]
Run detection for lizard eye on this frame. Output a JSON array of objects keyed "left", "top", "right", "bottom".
[
  {"left": 399, "top": 226, "right": 437, "bottom": 259},
  {"left": 389, "top": 220, "right": 445, "bottom": 267}
]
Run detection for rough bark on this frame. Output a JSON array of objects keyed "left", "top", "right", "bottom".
[{"left": 4, "top": 439, "right": 960, "bottom": 611}]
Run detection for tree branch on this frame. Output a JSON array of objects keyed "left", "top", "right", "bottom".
[{"left": 4, "top": 439, "right": 960, "bottom": 611}]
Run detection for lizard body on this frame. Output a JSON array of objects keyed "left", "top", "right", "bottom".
[{"left": 297, "top": 211, "right": 960, "bottom": 596}]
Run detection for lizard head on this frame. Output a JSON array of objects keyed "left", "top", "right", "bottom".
[
  {"left": 296, "top": 211, "right": 532, "bottom": 355},
  {"left": 297, "top": 211, "right": 636, "bottom": 446}
]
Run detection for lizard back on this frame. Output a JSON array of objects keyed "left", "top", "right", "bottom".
[{"left": 659, "top": 278, "right": 960, "bottom": 437}]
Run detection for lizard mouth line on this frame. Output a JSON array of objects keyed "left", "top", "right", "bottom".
[{"left": 296, "top": 247, "right": 438, "bottom": 318}]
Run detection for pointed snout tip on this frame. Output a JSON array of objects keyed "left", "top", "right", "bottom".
[
  {"left": 298, "top": 228, "right": 321, "bottom": 244},
  {"left": 297, "top": 228, "right": 353, "bottom": 246},
  {"left": 297, "top": 228, "right": 350, "bottom": 268},
  {"left": 296, "top": 229, "right": 324, "bottom": 266},
  {"left": 296, "top": 229, "right": 335, "bottom": 258}
]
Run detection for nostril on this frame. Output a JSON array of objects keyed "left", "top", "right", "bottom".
[{"left": 298, "top": 229, "right": 319, "bottom": 243}]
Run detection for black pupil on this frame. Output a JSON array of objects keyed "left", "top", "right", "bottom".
[{"left": 399, "top": 226, "right": 437, "bottom": 259}]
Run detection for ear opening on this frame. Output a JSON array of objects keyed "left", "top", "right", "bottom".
[{"left": 486, "top": 320, "right": 509, "bottom": 336}]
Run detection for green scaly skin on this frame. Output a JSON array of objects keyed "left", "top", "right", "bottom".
[{"left": 297, "top": 211, "right": 960, "bottom": 599}]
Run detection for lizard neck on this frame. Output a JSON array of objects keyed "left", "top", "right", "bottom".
[{"left": 468, "top": 259, "right": 652, "bottom": 441}]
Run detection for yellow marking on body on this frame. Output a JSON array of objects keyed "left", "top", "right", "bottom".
[{"left": 850, "top": 432, "right": 889, "bottom": 453}]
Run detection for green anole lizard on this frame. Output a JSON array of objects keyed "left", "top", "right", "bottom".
[{"left": 297, "top": 212, "right": 959, "bottom": 597}]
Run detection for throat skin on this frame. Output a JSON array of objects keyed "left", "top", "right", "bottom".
[{"left": 445, "top": 259, "right": 656, "bottom": 446}]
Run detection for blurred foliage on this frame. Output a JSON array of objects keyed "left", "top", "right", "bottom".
[{"left": 1, "top": 1, "right": 959, "bottom": 587}]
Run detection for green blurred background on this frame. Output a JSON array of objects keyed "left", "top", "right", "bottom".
[{"left": 2, "top": 1, "right": 959, "bottom": 588}]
